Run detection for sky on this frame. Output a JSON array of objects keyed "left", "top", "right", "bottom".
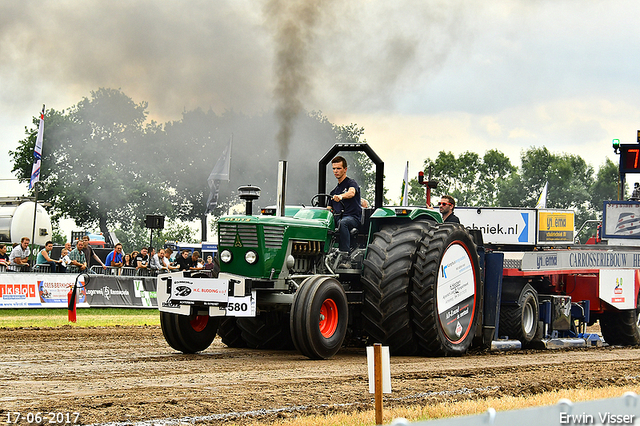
[{"left": 2, "top": 0, "right": 640, "bottom": 235}]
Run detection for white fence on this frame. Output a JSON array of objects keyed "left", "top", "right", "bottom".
[{"left": 389, "top": 392, "right": 639, "bottom": 426}]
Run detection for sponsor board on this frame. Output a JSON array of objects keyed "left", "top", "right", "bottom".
[
  {"left": 437, "top": 243, "right": 475, "bottom": 343},
  {"left": 538, "top": 210, "right": 574, "bottom": 244},
  {"left": 521, "top": 250, "right": 640, "bottom": 271},
  {"left": 0, "top": 273, "right": 83, "bottom": 308},
  {"left": 603, "top": 201, "right": 640, "bottom": 239},
  {"left": 456, "top": 207, "right": 536, "bottom": 245},
  {"left": 0, "top": 273, "right": 156, "bottom": 308},
  {"left": 170, "top": 277, "right": 228, "bottom": 304},
  {"left": 599, "top": 269, "right": 637, "bottom": 310}
]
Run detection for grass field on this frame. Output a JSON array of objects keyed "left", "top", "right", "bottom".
[
  {"left": 239, "top": 385, "right": 640, "bottom": 426},
  {"left": 0, "top": 308, "right": 160, "bottom": 328}
]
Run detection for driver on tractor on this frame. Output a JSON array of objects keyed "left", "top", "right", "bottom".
[{"left": 329, "top": 156, "right": 362, "bottom": 264}]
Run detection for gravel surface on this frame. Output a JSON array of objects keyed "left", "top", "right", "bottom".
[{"left": 2, "top": 326, "right": 640, "bottom": 425}]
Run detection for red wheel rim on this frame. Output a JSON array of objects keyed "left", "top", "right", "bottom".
[
  {"left": 190, "top": 315, "right": 209, "bottom": 332},
  {"left": 319, "top": 298, "right": 338, "bottom": 338}
]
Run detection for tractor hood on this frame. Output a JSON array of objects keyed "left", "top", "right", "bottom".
[{"left": 217, "top": 207, "right": 334, "bottom": 279}]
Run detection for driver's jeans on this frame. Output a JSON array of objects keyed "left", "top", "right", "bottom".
[{"left": 337, "top": 215, "right": 360, "bottom": 252}]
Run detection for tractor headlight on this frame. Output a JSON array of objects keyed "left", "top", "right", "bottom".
[
  {"left": 245, "top": 250, "right": 258, "bottom": 265},
  {"left": 220, "top": 249, "right": 233, "bottom": 263}
]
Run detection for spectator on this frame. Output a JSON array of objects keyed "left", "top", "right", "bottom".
[
  {"left": 59, "top": 248, "right": 71, "bottom": 273},
  {"left": 204, "top": 255, "right": 220, "bottom": 277},
  {"left": 164, "top": 248, "right": 174, "bottom": 263},
  {"left": 136, "top": 247, "right": 150, "bottom": 273},
  {"left": 151, "top": 249, "right": 169, "bottom": 273},
  {"left": 68, "top": 240, "right": 87, "bottom": 273},
  {"left": 64, "top": 242, "right": 72, "bottom": 255},
  {"left": 36, "top": 240, "right": 61, "bottom": 273},
  {"left": 129, "top": 251, "right": 139, "bottom": 267},
  {"left": 190, "top": 250, "right": 203, "bottom": 270},
  {"left": 163, "top": 248, "right": 179, "bottom": 271},
  {"left": 176, "top": 250, "right": 193, "bottom": 271},
  {"left": 82, "top": 235, "right": 107, "bottom": 271},
  {"left": 123, "top": 253, "right": 132, "bottom": 269},
  {"left": 105, "top": 243, "right": 124, "bottom": 270},
  {"left": 0, "top": 244, "right": 8, "bottom": 267},
  {"left": 9, "top": 237, "right": 31, "bottom": 271}
]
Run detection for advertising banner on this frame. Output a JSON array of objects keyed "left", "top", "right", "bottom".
[
  {"left": 603, "top": 201, "right": 640, "bottom": 239},
  {"left": 599, "top": 269, "right": 638, "bottom": 310},
  {"left": 0, "top": 273, "right": 87, "bottom": 308},
  {"left": 455, "top": 207, "right": 536, "bottom": 245},
  {"left": 0, "top": 273, "right": 157, "bottom": 308},
  {"left": 537, "top": 210, "right": 574, "bottom": 244}
]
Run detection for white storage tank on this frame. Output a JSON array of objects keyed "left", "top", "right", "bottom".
[{"left": 0, "top": 198, "right": 52, "bottom": 246}]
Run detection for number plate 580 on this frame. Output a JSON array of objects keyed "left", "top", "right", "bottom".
[{"left": 225, "top": 293, "right": 256, "bottom": 317}]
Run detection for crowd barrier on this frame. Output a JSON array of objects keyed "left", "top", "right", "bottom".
[{"left": 0, "top": 271, "right": 158, "bottom": 308}]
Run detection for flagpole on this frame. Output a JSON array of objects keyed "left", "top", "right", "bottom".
[
  {"left": 30, "top": 104, "right": 45, "bottom": 262},
  {"left": 30, "top": 184, "right": 38, "bottom": 263}
]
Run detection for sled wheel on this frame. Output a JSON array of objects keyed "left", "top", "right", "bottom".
[
  {"left": 290, "top": 275, "right": 348, "bottom": 359},
  {"left": 411, "top": 223, "right": 482, "bottom": 356},
  {"left": 499, "top": 283, "right": 539, "bottom": 344},
  {"left": 600, "top": 291, "right": 640, "bottom": 346}
]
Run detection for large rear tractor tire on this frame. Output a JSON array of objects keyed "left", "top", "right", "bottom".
[
  {"left": 237, "top": 312, "right": 294, "bottom": 350},
  {"left": 600, "top": 291, "right": 640, "bottom": 346},
  {"left": 362, "top": 222, "right": 431, "bottom": 355},
  {"left": 160, "top": 311, "right": 220, "bottom": 353},
  {"left": 411, "top": 223, "right": 482, "bottom": 356},
  {"left": 290, "top": 275, "right": 348, "bottom": 359},
  {"left": 499, "top": 283, "right": 539, "bottom": 344},
  {"left": 218, "top": 317, "right": 247, "bottom": 348}
]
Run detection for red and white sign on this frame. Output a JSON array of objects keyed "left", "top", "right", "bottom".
[{"left": 599, "top": 269, "right": 636, "bottom": 310}]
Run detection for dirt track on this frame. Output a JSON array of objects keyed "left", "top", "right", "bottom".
[{"left": 2, "top": 326, "right": 640, "bottom": 425}]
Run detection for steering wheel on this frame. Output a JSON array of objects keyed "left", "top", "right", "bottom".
[{"left": 311, "top": 194, "right": 333, "bottom": 207}]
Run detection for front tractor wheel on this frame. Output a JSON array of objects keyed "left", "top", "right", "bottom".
[
  {"left": 160, "top": 311, "right": 220, "bottom": 353},
  {"left": 290, "top": 275, "right": 348, "bottom": 359}
]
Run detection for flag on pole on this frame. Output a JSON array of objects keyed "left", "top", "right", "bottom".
[
  {"left": 400, "top": 161, "right": 409, "bottom": 206},
  {"left": 29, "top": 105, "right": 45, "bottom": 190},
  {"left": 535, "top": 181, "right": 548, "bottom": 209},
  {"left": 205, "top": 135, "right": 233, "bottom": 214}
]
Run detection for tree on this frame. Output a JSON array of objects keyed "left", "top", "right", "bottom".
[
  {"left": 589, "top": 158, "right": 620, "bottom": 212},
  {"left": 496, "top": 147, "right": 594, "bottom": 211},
  {"left": 10, "top": 88, "right": 171, "bottom": 241},
  {"left": 422, "top": 150, "right": 516, "bottom": 207},
  {"left": 113, "top": 220, "right": 197, "bottom": 254}
]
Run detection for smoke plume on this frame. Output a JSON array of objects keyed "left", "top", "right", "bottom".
[{"left": 265, "top": 0, "right": 328, "bottom": 159}]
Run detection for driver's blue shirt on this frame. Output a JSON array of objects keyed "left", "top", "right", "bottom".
[{"left": 330, "top": 177, "right": 361, "bottom": 222}]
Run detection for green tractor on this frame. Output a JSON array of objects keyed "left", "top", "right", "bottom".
[{"left": 157, "top": 143, "right": 484, "bottom": 359}]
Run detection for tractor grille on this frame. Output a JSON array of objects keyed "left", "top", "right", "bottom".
[
  {"left": 218, "top": 223, "right": 259, "bottom": 248},
  {"left": 291, "top": 240, "right": 323, "bottom": 256},
  {"left": 263, "top": 225, "right": 285, "bottom": 249}
]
